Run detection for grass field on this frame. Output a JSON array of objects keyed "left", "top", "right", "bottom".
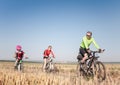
[{"left": 0, "top": 61, "right": 120, "bottom": 85}]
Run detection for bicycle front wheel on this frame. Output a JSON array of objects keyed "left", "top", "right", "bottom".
[
  {"left": 18, "top": 64, "right": 21, "bottom": 71},
  {"left": 46, "top": 63, "right": 54, "bottom": 72},
  {"left": 94, "top": 61, "right": 106, "bottom": 82}
]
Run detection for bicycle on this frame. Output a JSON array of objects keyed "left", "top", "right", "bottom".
[
  {"left": 76, "top": 49, "right": 106, "bottom": 82},
  {"left": 14, "top": 59, "right": 24, "bottom": 72},
  {"left": 14, "top": 57, "right": 28, "bottom": 72},
  {"left": 45, "top": 57, "right": 55, "bottom": 72}
]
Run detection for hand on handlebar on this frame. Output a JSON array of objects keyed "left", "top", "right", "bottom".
[{"left": 98, "top": 49, "right": 105, "bottom": 53}]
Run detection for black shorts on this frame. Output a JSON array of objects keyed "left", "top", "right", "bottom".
[
  {"left": 43, "top": 56, "right": 49, "bottom": 59},
  {"left": 79, "top": 47, "right": 90, "bottom": 57}
]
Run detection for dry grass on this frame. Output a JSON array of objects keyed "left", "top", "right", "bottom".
[{"left": 0, "top": 62, "right": 120, "bottom": 85}]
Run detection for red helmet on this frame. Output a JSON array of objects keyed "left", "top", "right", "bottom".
[{"left": 16, "top": 45, "right": 22, "bottom": 51}]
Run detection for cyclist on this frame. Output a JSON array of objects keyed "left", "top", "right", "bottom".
[
  {"left": 79, "top": 31, "right": 101, "bottom": 63},
  {"left": 14, "top": 45, "right": 27, "bottom": 69},
  {"left": 43, "top": 45, "right": 55, "bottom": 72}
]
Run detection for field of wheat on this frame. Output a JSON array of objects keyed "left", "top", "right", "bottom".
[{"left": 0, "top": 61, "right": 119, "bottom": 85}]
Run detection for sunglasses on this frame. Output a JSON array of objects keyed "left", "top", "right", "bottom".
[{"left": 86, "top": 33, "right": 92, "bottom": 36}]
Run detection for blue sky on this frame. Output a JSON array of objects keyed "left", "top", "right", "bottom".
[{"left": 0, "top": 0, "right": 120, "bottom": 62}]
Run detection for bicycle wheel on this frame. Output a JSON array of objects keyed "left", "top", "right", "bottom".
[
  {"left": 46, "top": 63, "right": 51, "bottom": 72},
  {"left": 76, "top": 62, "right": 86, "bottom": 77},
  {"left": 76, "top": 62, "right": 81, "bottom": 76},
  {"left": 48, "top": 63, "right": 55, "bottom": 72},
  {"left": 94, "top": 61, "right": 106, "bottom": 82},
  {"left": 50, "top": 63, "right": 54, "bottom": 71},
  {"left": 18, "top": 63, "right": 21, "bottom": 71},
  {"left": 45, "top": 63, "right": 48, "bottom": 69}
]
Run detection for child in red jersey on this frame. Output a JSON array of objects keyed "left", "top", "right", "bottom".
[
  {"left": 14, "top": 45, "right": 27, "bottom": 68},
  {"left": 43, "top": 45, "right": 55, "bottom": 71}
]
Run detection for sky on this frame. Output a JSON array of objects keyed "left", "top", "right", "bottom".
[{"left": 0, "top": 0, "right": 120, "bottom": 62}]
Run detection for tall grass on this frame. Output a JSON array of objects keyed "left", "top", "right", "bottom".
[{"left": 0, "top": 62, "right": 119, "bottom": 85}]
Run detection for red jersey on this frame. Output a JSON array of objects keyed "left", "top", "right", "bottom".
[
  {"left": 43, "top": 49, "right": 54, "bottom": 58},
  {"left": 15, "top": 50, "right": 24, "bottom": 60}
]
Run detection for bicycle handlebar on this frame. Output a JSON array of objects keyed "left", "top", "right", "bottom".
[{"left": 91, "top": 49, "right": 105, "bottom": 54}]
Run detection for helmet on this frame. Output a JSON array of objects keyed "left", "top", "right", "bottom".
[
  {"left": 16, "top": 45, "right": 22, "bottom": 51},
  {"left": 86, "top": 31, "right": 92, "bottom": 36},
  {"left": 48, "top": 45, "right": 52, "bottom": 49}
]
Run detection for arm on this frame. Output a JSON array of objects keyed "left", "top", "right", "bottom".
[
  {"left": 92, "top": 38, "right": 100, "bottom": 49},
  {"left": 14, "top": 52, "right": 17, "bottom": 59},
  {"left": 51, "top": 50, "right": 55, "bottom": 58},
  {"left": 23, "top": 52, "right": 28, "bottom": 59}
]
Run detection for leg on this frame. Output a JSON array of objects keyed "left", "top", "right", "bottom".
[
  {"left": 81, "top": 53, "right": 88, "bottom": 63},
  {"left": 79, "top": 47, "right": 88, "bottom": 63},
  {"left": 14, "top": 59, "right": 19, "bottom": 69},
  {"left": 43, "top": 58, "right": 47, "bottom": 71}
]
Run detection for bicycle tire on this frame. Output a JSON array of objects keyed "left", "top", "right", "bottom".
[
  {"left": 76, "top": 62, "right": 80, "bottom": 76},
  {"left": 18, "top": 63, "right": 21, "bottom": 71},
  {"left": 76, "top": 62, "right": 87, "bottom": 77},
  {"left": 48, "top": 63, "right": 55, "bottom": 72},
  {"left": 46, "top": 63, "right": 51, "bottom": 72},
  {"left": 94, "top": 61, "right": 106, "bottom": 82}
]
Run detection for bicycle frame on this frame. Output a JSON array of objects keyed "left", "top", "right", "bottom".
[{"left": 86, "top": 53, "right": 99, "bottom": 73}]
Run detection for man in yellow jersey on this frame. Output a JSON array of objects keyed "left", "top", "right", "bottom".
[{"left": 79, "top": 31, "right": 101, "bottom": 63}]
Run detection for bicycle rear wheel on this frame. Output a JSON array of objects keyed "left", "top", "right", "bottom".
[
  {"left": 76, "top": 62, "right": 87, "bottom": 77},
  {"left": 76, "top": 63, "right": 81, "bottom": 76},
  {"left": 94, "top": 61, "right": 106, "bottom": 82}
]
